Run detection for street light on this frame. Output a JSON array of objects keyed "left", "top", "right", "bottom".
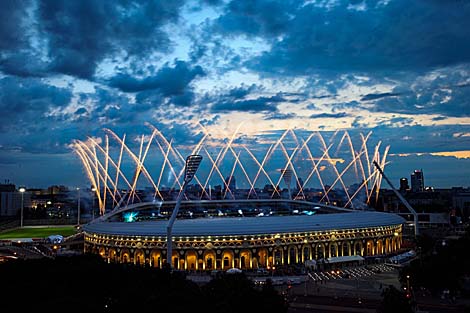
[
  {"left": 91, "top": 187, "right": 97, "bottom": 220},
  {"left": 19, "top": 187, "right": 26, "bottom": 227},
  {"left": 77, "top": 187, "right": 81, "bottom": 226},
  {"left": 167, "top": 154, "right": 203, "bottom": 268}
]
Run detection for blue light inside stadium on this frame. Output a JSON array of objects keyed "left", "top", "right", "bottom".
[
  {"left": 302, "top": 211, "right": 316, "bottom": 216},
  {"left": 124, "top": 212, "right": 138, "bottom": 223}
]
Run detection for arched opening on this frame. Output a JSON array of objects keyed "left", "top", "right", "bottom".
[
  {"left": 134, "top": 249, "right": 145, "bottom": 266},
  {"left": 240, "top": 250, "right": 251, "bottom": 269},
  {"left": 342, "top": 243, "right": 350, "bottom": 256},
  {"left": 330, "top": 243, "right": 338, "bottom": 257},
  {"left": 366, "top": 240, "right": 374, "bottom": 256},
  {"left": 99, "top": 247, "right": 106, "bottom": 259},
  {"left": 121, "top": 249, "right": 130, "bottom": 263},
  {"left": 376, "top": 240, "right": 383, "bottom": 255},
  {"left": 222, "top": 250, "right": 234, "bottom": 270},
  {"left": 108, "top": 249, "right": 117, "bottom": 263},
  {"left": 274, "top": 248, "right": 283, "bottom": 266},
  {"left": 354, "top": 242, "right": 362, "bottom": 256},
  {"left": 204, "top": 250, "right": 216, "bottom": 270},
  {"left": 186, "top": 251, "right": 198, "bottom": 271},
  {"left": 150, "top": 250, "right": 161, "bottom": 268},
  {"left": 385, "top": 238, "right": 390, "bottom": 254},
  {"left": 288, "top": 246, "right": 298, "bottom": 264},
  {"left": 316, "top": 244, "right": 325, "bottom": 259},
  {"left": 171, "top": 252, "right": 179, "bottom": 269},
  {"left": 302, "top": 246, "right": 310, "bottom": 262},
  {"left": 258, "top": 249, "right": 268, "bottom": 268}
]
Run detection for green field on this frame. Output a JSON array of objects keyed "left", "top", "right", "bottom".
[{"left": 0, "top": 226, "right": 77, "bottom": 239}]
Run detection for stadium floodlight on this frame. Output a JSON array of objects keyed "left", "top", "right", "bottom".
[{"left": 167, "top": 154, "right": 202, "bottom": 268}]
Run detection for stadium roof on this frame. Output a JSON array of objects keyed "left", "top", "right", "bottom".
[{"left": 83, "top": 211, "right": 405, "bottom": 237}]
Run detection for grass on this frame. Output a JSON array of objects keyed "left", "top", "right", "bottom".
[{"left": 0, "top": 226, "right": 77, "bottom": 239}]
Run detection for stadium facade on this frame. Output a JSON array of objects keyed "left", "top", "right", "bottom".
[{"left": 83, "top": 200, "right": 404, "bottom": 271}]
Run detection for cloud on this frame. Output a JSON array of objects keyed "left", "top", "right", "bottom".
[
  {"left": 0, "top": 0, "right": 186, "bottom": 79},
  {"left": 263, "top": 112, "right": 297, "bottom": 120},
  {"left": 361, "top": 92, "right": 402, "bottom": 101},
  {"left": 210, "top": 94, "right": 284, "bottom": 113},
  {"left": 214, "top": 1, "right": 470, "bottom": 74},
  {"left": 109, "top": 61, "right": 205, "bottom": 94},
  {"left": 309, "top": 112, "right": 350, "bottom": 119}
]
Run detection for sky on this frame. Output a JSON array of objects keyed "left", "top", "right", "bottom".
[{"left": 1, "top": 0, "right": 470, "bottom": 189}]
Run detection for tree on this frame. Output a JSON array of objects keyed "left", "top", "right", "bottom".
[{"left": 377, "top": 285, "right": 413, "bottom": 313}]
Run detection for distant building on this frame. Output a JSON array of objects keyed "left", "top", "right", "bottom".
[
  {"left": 399, "top": 178, "right": 409, "bottom": 192},
  {"left": 410, "top": 170, "right": 424, "bottom": 192},
  {"left": 224, "top": 176, "right": 236, "bottom": 192},
  {"left": 0, "top": 184, "right": 31, "bottom": 217}
]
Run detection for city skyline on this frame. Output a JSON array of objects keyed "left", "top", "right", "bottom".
[{"left": 1, "top": 0, "right": 470, "bottom": 189}]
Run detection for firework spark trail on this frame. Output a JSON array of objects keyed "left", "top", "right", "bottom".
[
  {"left": 316, "top": 131, "right": 352, "bottom": 205},
  {"left": 287, "top": 129, "right": 306, "bottom": 199},
  {"left": 156, "top": 139, "right": 173, "bottom": 199},
  {"left": 91, "top": 144, "right": 103, "bottom": 212},
  {"left": 228, "top": 146, "right": 257, "bottom": 198},
  {"left": 74, "top": 142, "right": 120, "bottom": 212},
  {"left": 244, "top": 145, "right": 280, "bottom": 198},
  {"left": 366, "top": 141, "right": 382, "bottom": 204},
  {"left": 223, "top": 150, "right": 240, "bottom": 199},
  {"left": 271, "top": 146, "right": 299, "bottom": 198},
  {"left": 360, "top": 132, "right": 373, "bottom": 179},
  {"left": 103, "top": 135, "right": 109, "bottom": 211},
  {"left": 344, "top": 132, "right": 360, "bottom": 181},
  {"left": 279, "top": 142, "right": 302, "bottom": 198},
  {"left": 164, "top": 132, "right": 209, "bottom": 197},
  {"left": 203, "top": 146, "right": 235, "bottom": 199},
  {"left": 376, "top": 146, "right": 390, "bottom": 203},
  {"left": 344, "top": 170, "right": 379, "bottom": 208},
  {"left": 201, "top": 148, "right": 223, "bottom": 199},
  {"left": 348, "top": 132, "right": 372, "bottom": 202},
  {"left": 74, "top": 127, "right": 389, "bottom": 209},
  {"left": 82, "top": 136, "right": 135, "bottom": 200},
  {"left": 112, "top": 134, "right": 126, "bottom": 204},
  {"left": 294, "top": 133, "right": 330, "bottom": 201},
  {"left": 320, "top": 149, "right": 366, "bottom": 203},
  {"left": 104, "top": 129, "right": 158, "bottom": 201}
]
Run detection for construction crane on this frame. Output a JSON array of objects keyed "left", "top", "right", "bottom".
[{"left": 373, "top": 161, "right": 419, "bottom": 237}]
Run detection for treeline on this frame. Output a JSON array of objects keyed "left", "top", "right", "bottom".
[{"left": 0, "top": 254, "right": 287, "bottom": 313}]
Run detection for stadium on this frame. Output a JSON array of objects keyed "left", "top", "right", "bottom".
[{"left": 83, "top": 199, "right": 405, "bottom": 271}]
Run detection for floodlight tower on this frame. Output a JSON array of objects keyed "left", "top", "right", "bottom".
[
  {"left": 281, "top": 168, "right": 293, "bottom": 200},
  {"left": 167, "top": 154, "right": 203, "bottom": 268}
]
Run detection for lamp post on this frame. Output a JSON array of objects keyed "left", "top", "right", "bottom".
[
  {"left": 19, "top": 187, "right": 26, "bottom": 227},
  {"left": 91, "top": 187, "right": 97, "bottom": 220},
  {"left": 167, "top": 154, "right": 202, "bottom": 269},
  {"left": 77, "top": 187, "right": 81, "bottom": 226}
]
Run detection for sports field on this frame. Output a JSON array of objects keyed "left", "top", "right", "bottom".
[{"left": 0, "top": 226, "right": 77, "bottom": 239}]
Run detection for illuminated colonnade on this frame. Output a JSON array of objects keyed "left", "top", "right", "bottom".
[{"left": 84, "top": 224, "right": 403, "bottom": 270}]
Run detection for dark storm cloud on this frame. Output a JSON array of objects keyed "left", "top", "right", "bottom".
[
  {"left": 309, "top": 112, "right": 350, "bottom": 119},
  {"left": 109, "top": 61, "right": 205, "bottom": 95},
  {"left": 361, "top": 92, "right": 402, "bottom": 101},
  {"left": 0, "top": 0, "right": 29, "bottom": 50},
  {"left": 212, "top": 0, "right": 470, "bottom": 74},
  {"left": 0, "top": 76, "right": 71, "bottom": 130},
  {"left": 0, "top": 0, "right": 185, "bottom": 79},
  {"left": 210, "top": 94, "right": 284, "bottom": 113},
  {"left": 263, "top": 112, "right": 297, "bottom": 120}
]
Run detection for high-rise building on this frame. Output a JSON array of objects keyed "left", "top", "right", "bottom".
[
  {"left": 399, "top": 178, "right": 409, "bottom": 192},
  {"left": 224, "top": 176, "right": 236, "bottom": 191},
  {"left": 410, "top": 170, "right": 424, "bottom": 192}
]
